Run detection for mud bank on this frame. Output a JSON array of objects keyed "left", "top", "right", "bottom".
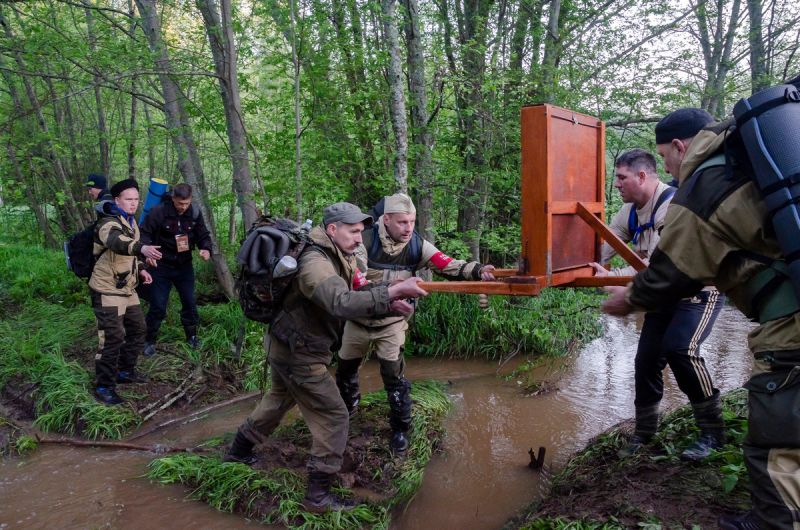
[
  {"left": 147, "top": 380, "right": 451, "bottom": 529},
  {"left": 507, "top": 389, "right": 751, "bottom": 529}
]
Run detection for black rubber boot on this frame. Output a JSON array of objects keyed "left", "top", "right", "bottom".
[
  {"left": 335, "top": 358, "right": 362, "bottom": 417},
  {"left": 302, "top": 472, "right": 355, "bottom": 513},
  {"left": 223, "top": 430, "right": 257, "bottom": 465},
  {"left": 682, "top": 393, "right": 725, "bottom": 462},
  {"left": 718, "top": 511, "right": 761, "bottom": 530},
  {"left": 380, "top": 359, "right": 412, "bottom": 456},
  {"left": 618, "top": 403, "right": 659, "bottom": 458}
]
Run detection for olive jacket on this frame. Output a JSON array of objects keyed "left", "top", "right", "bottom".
[{"left": 269, "top": 225, "right": 392, "bottom": 364}]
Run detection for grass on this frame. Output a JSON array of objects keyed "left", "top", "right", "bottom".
[
  {"left": 410, "top": 288, "right": 603, "bottom": 360},
  {"left": 147, "top": 380, "right": 451, "bottom": 528},
  {"left": 0, "top": 298, "right": 140, "bottom": 438}
]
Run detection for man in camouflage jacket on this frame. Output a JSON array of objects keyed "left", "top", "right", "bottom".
[
  {"left": 224, "top": 202, "right": 428, "bottom": 513},
  {"left": 335, "top": 193, "right": 495, "bottom": 455},
  {"left": 604, "top": 111, "right": 800, "bottom": 530}
]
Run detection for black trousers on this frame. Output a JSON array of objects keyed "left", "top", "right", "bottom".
[
  {"left": 144, "top": 262, "right": 198, "bottom": 342},
  {"left": 635, "top": 290, "right": 724, "bottom": 407},
  {"left": 91, "top": 290, "right": 146, "bottom": 388}
]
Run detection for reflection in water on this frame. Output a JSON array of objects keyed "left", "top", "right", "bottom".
[{"left": 0, "top": 308, "right": 754, "bottom": 530}]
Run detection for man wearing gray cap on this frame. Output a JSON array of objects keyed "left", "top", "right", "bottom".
[
  {"left": 224, "top": 201, "right": 428, "bottom": 513},
  {"left": 604, "top": 107, "right": 800, "bottom": 529},
  {"left": 336, "top": 193, "right": 495, "bottom": 456}
]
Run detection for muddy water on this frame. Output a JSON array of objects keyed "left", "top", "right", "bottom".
[{"left": 0, "top": 307, "right": 754, "bottom": 529}]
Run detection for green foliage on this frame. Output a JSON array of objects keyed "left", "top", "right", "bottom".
[
  {"left": 410, "top": 288, "right": 603, "bottom": 360},
  {"left": 13, "top": 435, "right": 38, "bottom": 455},
  {"left": 520, "top": 517, "right": 625, "bottom": 530},
  {"left": 0, "top": 241, "right": 87, "bottom": 307},
  {"left": 0, "top": 281, "right": 139, "bottom": 439},
  {"left": 148, "top": 381, "right": 450, "bottom": 528}
]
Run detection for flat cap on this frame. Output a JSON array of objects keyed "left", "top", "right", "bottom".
[
  {"left": 655, "top": 108, "right": 714, "bottom": 144},
  {"left": 85, "top": 173, "right": 107, "bottom": 189},
  {"left": 323, "top": 202, "right": 373, "bottom": 226},
  {"left": 384, "top": 193, "right": 416, "bottom": 215},
  {"left": 110, "top": 178, "right": 139, "bottom": 198}
]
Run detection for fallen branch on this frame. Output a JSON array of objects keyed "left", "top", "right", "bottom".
[
  {"left": 127, "top": 391, "right": 261, "bottom": 441},
  {"left": 35, "top": 434, "right": 210, "bottom": 454},
  {"left": 137, "top": 367, "right": 202, "bottom": 418}
]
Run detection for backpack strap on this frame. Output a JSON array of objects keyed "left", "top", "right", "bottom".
[
  {"left": 692, "top": 153, "right": 727, "bottom": 176},
  {"left": 629, "top": 186, "right": 676, "bottom": 244}
]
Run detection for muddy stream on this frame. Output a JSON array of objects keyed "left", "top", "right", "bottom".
[{"left": 0, "top": 307, "right": 754, "bottom": 529}]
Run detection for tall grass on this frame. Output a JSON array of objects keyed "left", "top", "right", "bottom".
[
  {"left": 148, "top": 381, "right": 451, "bottom": 528},
  {"left": 0, "top": 299, "right": 139, "bottom": 438},
  {"left": 411, "top": 288, "right": 603, "bottom": 359}
]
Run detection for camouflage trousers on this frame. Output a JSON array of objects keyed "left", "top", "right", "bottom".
[
  {"left": 744, "top": 358, "right": 800, "bottom": 529},
  {"left": 91, "top": 290, "right": 145, "bottom": 388}
]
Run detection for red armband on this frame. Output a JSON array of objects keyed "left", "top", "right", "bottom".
[
  {"left": 352, "top": 268, "right": 368, "bottom": 289},
  {"left": 430, "top": 251, "right": 453, "bottom": 270}
]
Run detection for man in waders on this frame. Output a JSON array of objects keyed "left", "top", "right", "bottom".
[
  {"left": 603, "top": 109, "right": 800, "bottom": 530},
  {"left": 224, "top": 202, "right": 429, "bottom": 513},
  {"left": 335, "top": 193, "right": 496, "bottom": 455},
  {"left": 590, "top": 143, "right": 726, "bottom": 461}
]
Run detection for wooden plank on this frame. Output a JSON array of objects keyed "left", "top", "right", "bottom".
[
  {"left": 492, "top": 268, "right": 519, "bottom": 278},
  {"left": 549, "top": 201, "right": 603, "bottom": 214},
  {"left": 562, "top": 276, "right": 633, "bottom": 287},
  {"left": 418, "top": 280, "right": 542, "bottom": 296},
  {"left": 575, "top": 201, "right": 647, "bottom": 271}
]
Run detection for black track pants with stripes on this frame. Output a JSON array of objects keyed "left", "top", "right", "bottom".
[{"left": 634, "top": 289, "right": 725, "bottom": 407}]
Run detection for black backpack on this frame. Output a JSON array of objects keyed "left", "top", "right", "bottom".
[
  {"left": 235, "top": 216, "right": 312, "bottom": 323},
  {"left": 64, "top": 222, "right": 105, "bottom": 280}
]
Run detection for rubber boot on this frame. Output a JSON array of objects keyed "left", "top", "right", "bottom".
[
  {"left": 380, "top": 358, "right": 412, "bottom": 456},
  {"left": 302, "top": 472, "right": 355, "bottom": 513},
  {"left": 335, "top": 358, "right": 362, "bottom": 417},
  {"left": 223, "top": 430, "right": 257, "bottom": 465},
  {"left": 618, "top": 403, "right": 659, "bottom": 458},
  {"left": 681, "top": 392, "right": 725, "bottom": 462}
]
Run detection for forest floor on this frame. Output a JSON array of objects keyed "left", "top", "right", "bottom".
[{"left": 506, "top": 390, "right": 752, "bottom": 529}]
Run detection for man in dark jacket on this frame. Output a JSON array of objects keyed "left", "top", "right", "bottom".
[
  {"left": 224, "top": 202, "right": 428, "bottom": 513},
  {"left": 603, "top": 110, "right": 800, "bottom": 530},
  {"left": 140, "top": 183, "right": 212, "bottom": 353}
]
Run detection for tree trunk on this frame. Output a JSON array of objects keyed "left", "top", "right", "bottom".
[
  {"left": 402, "top": 0, "right": 434, "bottom": 242},
  {"left": 539, "top": 0, "right": 562, "bottom": 103},
  {"left": 196, "top": 0, "right": 259, "bottom": 232},
  {"left": 444, "top": 0, "right": 494, "bottom": 260},
  {"left": 695, "top": 0, "right": 742, "bottom": 116},
  {"left": 382, "top": 0, "right": 409, "bottom": 192},
  {"left": 85, "top": 6, "right": 111, "bottom": 178},
  {"left": 747, "top": 0, "right": 768, "bottom": 92},
  {"left": 135, "top": 0, "right": 235, "bottom": 299},
  {"left": 288, "top": 0, "right": 304, "bottom": 222}
]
